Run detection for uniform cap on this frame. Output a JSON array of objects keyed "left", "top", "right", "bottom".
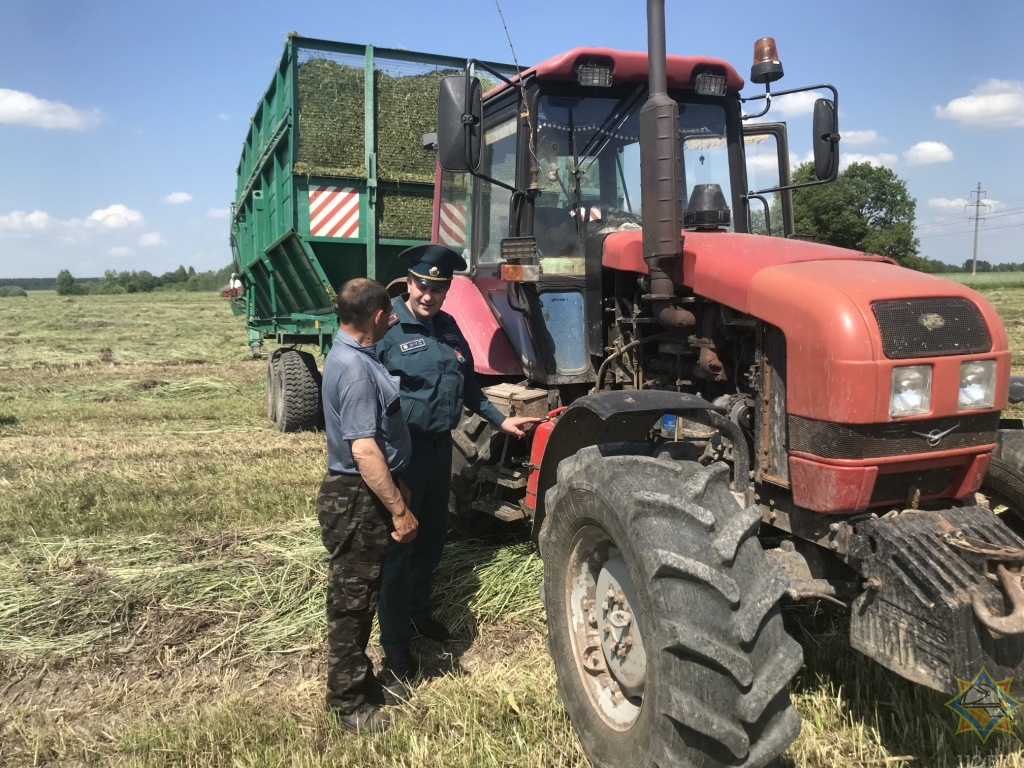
[{"left": 402, "top": 244, "right": 467, "bottom": 286}]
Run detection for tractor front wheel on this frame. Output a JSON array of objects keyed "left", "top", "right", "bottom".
[
  {"left": 981, "top": 427, "right": 1024, "bottom": 536},
  {"left": 539, "top": 446, "right": 802, "bottom": 768}
]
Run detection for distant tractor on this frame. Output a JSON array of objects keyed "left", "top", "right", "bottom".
[{"left": 232, "top": 10, "right": 1024, "bottom": 767}]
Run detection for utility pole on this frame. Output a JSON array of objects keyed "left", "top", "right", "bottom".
[{"left": 966, "top": 182, "right": 990, "bottom": 275}]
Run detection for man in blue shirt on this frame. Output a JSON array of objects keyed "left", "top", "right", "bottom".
[
  {"left": 376, "top": 245, "right": 539, "bottom": 679},
  {"left": 318, "top": 278, "right": 417, "bottom": 734}
]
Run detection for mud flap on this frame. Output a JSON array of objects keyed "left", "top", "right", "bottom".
[{"left": 848, "top": 505, "right": 1024, "bottom": 695}]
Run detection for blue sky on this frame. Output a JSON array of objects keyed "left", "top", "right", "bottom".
[{"left": 0, "top": 0, "right": 1021, "bottom": 279}]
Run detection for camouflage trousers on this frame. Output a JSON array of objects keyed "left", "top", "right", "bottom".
[{"left": 317, "top": 472, "right": 391, "bottom": 714}]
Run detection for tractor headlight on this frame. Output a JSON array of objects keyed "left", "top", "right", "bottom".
[
  {"left": 958, "top": 360, "right": 996, "bottom": 409},
  {"left": 890, "top": 365, "right": 932, "bottom": 417}
]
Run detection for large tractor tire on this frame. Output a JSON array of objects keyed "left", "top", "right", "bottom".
[
  {"left": 981, "top": 427, "right": 1024, "bottom": 536},
  {"left": 448, "top": 410, "right": 504, "bottom": 537},
  {"left": 273, "top": 349, "right": 322, "bottom": 433},
  {"left": 539, "top": 446, "right": 802, "bottom": 768}
]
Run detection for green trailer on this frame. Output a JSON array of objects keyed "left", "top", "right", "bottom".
[{"left": 230, "top": 35, "right": 511, "bottom": 431}]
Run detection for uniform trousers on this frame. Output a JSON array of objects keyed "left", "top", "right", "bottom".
[
  {"left": 317, "top": 472, "right": 391, "bottom": 714},
  {"left": 378, "top": 432, "right": 453, "bottom": 657}
]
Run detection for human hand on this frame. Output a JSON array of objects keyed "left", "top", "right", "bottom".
[
  {"left": 500, "top": 416, "right": 544, "bottom": 438},
  {"left": 391, "top": 507, "right": 418, "bottom": 543}
]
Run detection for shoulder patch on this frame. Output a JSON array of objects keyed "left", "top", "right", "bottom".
[
  {"left": 388, "top": 312, "right": 399, "bottom": 327},
  {"left": 399, "top": 338, "right": 427, "bottom": 353}
]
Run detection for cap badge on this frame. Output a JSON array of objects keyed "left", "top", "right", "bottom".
[{"left": 429, "top": 266, "right": 440, "bottom": 277}]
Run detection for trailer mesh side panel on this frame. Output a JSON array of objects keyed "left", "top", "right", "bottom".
[
  {"left": 871, "top": 298, "right": 991, "bottom": 359},
  {"left": 295, "top": 51, "right": 367, "bottom": 178},
  {"left": 788, "top": 412, "right": 999, "bottom": 460},
  {"left": 378, "top": 189, "right": 433, "bottom": 240}
]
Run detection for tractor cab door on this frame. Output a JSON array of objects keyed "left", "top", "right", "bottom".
[{"left": 742, "top": 123, "right": 794, "bottom": 238}]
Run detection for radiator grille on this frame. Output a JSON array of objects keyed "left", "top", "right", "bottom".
[
  {"left": 871, "top": 298, "right": 990, "bottom": 359},
  {"left": 789, "top": 413, "right": 999, "bottom": 460}
]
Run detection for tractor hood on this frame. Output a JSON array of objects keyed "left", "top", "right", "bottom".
[{"left": 601, "top": 229, "right": 1010, "bottom": 422}]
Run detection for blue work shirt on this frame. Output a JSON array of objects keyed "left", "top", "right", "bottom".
[
  {"left": 322, "top": 328, "right": 411, "bottom": 475},
  {"left": 378, "top": 296, "right": 505, "bottom": 437}
]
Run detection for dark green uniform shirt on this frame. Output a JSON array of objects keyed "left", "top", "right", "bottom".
[{"left": 378, "top": 295, "right": 505, "bottom": 437}]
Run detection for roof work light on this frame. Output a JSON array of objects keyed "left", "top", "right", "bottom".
[{"left": 577, "top": 62, "right": 613, "bottom": 87}]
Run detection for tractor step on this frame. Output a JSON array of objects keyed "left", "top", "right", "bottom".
[{"left": 470, "top": 499, "right": 527, "bottom": 522}]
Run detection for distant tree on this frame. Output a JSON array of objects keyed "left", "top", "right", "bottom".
[
  {"left": 793, "top": 161, "right": 920, "bottom": 266},
  {"left": 55, "top": 269, "right": 86, "bottom": 295},
  {"left": 0, "top": 285, "right": 27, "bottom": 297}
]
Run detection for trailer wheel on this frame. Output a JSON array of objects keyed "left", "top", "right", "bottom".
[
  {"left": 981, "top": 427, "right": 1024, "bottom": 536},
  {"left": 265, "top": 351, "right": 282, "bottom": 423},
  {"left": 539, "top": 447, "right": 802, "bottom": 768},
  {"left": 273, "top": 349, "right": 322, "bottom": 432}
]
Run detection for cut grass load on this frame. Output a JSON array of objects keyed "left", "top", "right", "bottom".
[{"left": 2, "top": 289, "right": 1024, "bottom": 766}]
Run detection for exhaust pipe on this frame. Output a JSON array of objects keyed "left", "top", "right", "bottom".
[{"left": 640, "top": 0, "right": 693, "bottom": 331}]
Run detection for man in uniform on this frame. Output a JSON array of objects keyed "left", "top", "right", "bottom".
[
  {"left": 318, "top": 277, "right": 418, "bottom": 734},
  {"left": 376, "top": 244, "right": 540, "bottom": 679}
]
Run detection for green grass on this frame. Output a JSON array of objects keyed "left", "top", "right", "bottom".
[{"left": 3, "top": 289, "right": 1024, "bottom": 767}]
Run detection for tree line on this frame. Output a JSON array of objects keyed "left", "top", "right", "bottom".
[
  {"left": 41, "top": 265, "right": 236, "bottom": 295},
  {"left": 786, "top": 161, "right": 1016, "bottom": 273}
]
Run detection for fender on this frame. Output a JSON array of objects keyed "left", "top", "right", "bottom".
[
  {"left": 526, "top": 389, "right": 743, "bottom": 539},
  {"left": 386, "top": 275, "right": 522, "bottom": 376}
]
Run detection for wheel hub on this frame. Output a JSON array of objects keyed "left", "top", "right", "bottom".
[{"left": 596, "top": 550, "right": 647, "bottom": 697}]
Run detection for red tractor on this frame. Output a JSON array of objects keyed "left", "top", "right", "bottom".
[{"left": 429, "top": 2, "right": 1024, "bottom": 765}]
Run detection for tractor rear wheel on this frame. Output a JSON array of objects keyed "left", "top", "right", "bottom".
[
  {"left": 273, "top": 349, "right": 322, "bottom": 432},
  {"left": 448, "top": 410, "right": 504, "bottom": 537},
  {"left": 981, "top": 427, "right": 1024, "bottom": 536},
  {"left": 539, "top": 446, "right": 802, "bottom": 768}
]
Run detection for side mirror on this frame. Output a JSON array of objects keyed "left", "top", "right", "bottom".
[
  {"left": 437, "top": 75, "right": 482, "bottom": 173},
  {"left": 812, "top": 98, "right": 839, "bottom": 182}
]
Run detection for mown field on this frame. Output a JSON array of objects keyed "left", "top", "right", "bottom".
[{"left": 2, "top": 287, "right": 1024, "bottom": 767}]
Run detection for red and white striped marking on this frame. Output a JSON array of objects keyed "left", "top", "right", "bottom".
[
  {"left": 571, "top": 206, "right": 602, "bottom": 222},
  {"left": 309, "top": 186, "right": 359, "bottom": 238},
  {"left": 438, "top": 202, "right": 468, "bottom": 246}
]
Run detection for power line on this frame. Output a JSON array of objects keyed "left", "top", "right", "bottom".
[{"left": 919, "top": 222, "right": 1024, "bottom": 240}]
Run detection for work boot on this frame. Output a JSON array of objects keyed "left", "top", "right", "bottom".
[
  {"left": 411, "top": 614, "right": 451, "bottom": 642},
  {"left": 332, "top": 701, "right": 391, "bottom": 735},
  {"left": 382, "top": 649, "right": 419, "bottom": 682},
  {"left": 375, "top": 668, "right": 412, "bottom": 703}
]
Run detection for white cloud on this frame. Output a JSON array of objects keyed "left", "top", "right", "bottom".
[
  {"left": 928, "top": 197, "right": 969, "bottom": 212},
  {"left": 108, "top": 246, "right": 132, "bottom": 257},
  {"left": 0, "top": 88, "right": 102, "bottom": 130},
  {"left": 217, "top": 113, "right": 230, "bottom": 121},
  {"left": 85, "top": 204, "right": 144, "bottom": 230},
  {"left": 0, "top": 210, "right": 55, "bottom": 234},
  {"left": 164, "top": 192, "right": 192, "bottom": 205},
  {"left": 936, "top": 80, "right": 1024, "bottom": 129},
  {"left": 928, "top": 196, "right": 1000, "bottom": 212},
  {"left": 904, "top": 141, "right": 954, "bottom": 166},
  {"left": 767, "top": 90, "right": 819, "bottom": 118},
  {"left": 840, "top": 152, "right": 899, "bottom": 170},
  {"left": 842, "top": 129, "right": 882, "bottom": 146},
  {"left": 206, "top": 207, "right": 230, "bottom": 219},
  {"left": 138, "top": 232, "right": 166, "bottom": 246}
]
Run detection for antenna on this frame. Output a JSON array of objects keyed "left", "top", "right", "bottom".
[{"left": 493, "top": 0, "right": 521, "bottom": 72}]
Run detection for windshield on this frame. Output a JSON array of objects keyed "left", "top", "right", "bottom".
[{"left": 531, "top": 93, "right": 734, "bottom": 271}]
